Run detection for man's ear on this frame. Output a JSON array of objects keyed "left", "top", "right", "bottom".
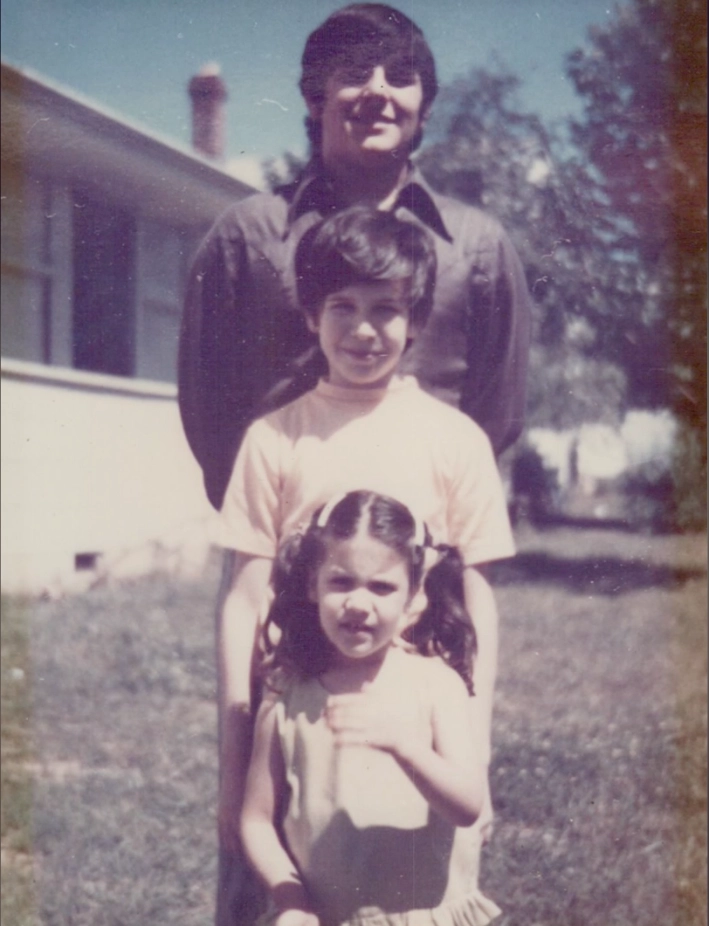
[
  {"left": 305, "top": 98, "right": 322, "bottom": 121},
  {"left": 419, "top": 104, "right": 432, "bottom": 131},
  {"left": 305, "top": 313, "right": 319, "bottom": 334}
]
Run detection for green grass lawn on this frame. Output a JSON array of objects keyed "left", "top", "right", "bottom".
[{"left": 1, "top": 526, "right": 706, "bottom": 925}]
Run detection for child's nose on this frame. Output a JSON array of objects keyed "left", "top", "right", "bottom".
[
  {"left": 344, "top": 588, "right": 371, "bottom": 613},
  {"left": 353, "top": 317, "right": 377, "bottom": 338}
]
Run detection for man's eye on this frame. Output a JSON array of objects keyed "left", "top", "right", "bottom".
[
  {"left": 385, "top": 62, "right": 416, "bottom": 87},
  {"left": 339, "top": 65, "right": 372, "bottom": 85}
]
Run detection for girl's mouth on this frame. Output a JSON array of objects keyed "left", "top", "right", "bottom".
[{"left": 340, "top": 620, "right": 373, "bottom": 635}]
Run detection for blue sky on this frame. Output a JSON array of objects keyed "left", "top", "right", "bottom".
[{"left": 2, "top": 0, "right": 615, "bottom": 168}]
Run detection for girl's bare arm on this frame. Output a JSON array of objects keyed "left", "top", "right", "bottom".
[{"left": 241, "top": 699, "right": 315, "bottom": 918}]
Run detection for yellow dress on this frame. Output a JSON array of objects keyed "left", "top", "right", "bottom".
[{"left": 270, "top": 661, "right": 502, "bottom": 926}]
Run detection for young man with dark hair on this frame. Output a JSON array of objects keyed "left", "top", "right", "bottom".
[
  {"left": 179, "top": 3, "right": 530, "bottom": 511},
  {"left": 178, "top": 6, "right": 531, "bottom": 924}
]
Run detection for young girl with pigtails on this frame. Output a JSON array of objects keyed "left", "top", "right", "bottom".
[{"left": 241, "top": 491, "right": 503, "bottom": 926}]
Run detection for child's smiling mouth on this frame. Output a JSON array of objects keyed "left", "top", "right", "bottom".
[{"left": 342, "top": 348, "right": 386, "bottom": 362}]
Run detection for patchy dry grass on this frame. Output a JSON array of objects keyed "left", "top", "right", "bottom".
[
  {"left": 484, "top": 526, "right": 707, "bottom": 925},
  {"left": 1, "top": 595, "right": 40, "bottom": 926},
  {"left": 1, "top": 528, "right": 706, "bottom": 925}
]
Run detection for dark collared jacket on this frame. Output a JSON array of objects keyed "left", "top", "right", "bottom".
[{"left": 178, "top": 164, "right": 532, "bottom": 510}]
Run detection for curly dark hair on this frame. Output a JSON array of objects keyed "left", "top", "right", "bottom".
[{"left": 258, "top": 491, "right": 476, "bottom": 694}]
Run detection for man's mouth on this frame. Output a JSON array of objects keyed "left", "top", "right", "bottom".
[{"left": 350, "top": 109, "right": 397, "bottom": 127}]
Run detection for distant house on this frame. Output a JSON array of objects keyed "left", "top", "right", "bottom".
[{"left": 1, "top": 60, "right": 253, "bottom": 591}]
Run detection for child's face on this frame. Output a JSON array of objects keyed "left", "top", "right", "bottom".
[
  {"left": 308, "top": 278, "right": 416, "bottom": 390},
  {"left": 313, "top": 528, "right": 413, "bottom": 667}
]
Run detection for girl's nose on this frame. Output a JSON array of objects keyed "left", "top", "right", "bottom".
[{"left": 344, "top": 588, "right": 371, "bottom": 613}]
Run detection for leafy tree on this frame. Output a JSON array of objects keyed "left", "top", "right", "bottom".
[
  {"left": 566, "top": 0, "right": 707, "bottom": 433},
  {"left": 418, "top": 66, "right": 634, "bottom": 431}
]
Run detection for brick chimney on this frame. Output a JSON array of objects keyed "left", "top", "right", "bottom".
[{"left": 189, "top": 63, "right": 228, "bottom": 161}]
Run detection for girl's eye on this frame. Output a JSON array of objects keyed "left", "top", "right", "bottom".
[
  {"left": 369, "top": 581, "right": 397, "bottom": 596},
  {"left": 327, "top": 575, "right": 354, "bottom": 591}
]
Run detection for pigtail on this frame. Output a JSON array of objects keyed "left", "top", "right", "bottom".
[
  {"left": 402, "top": 544, "right": 476, "bottom": 694},
  {"left": 259, "top": 528, "right": 332, "bottom": 691}
]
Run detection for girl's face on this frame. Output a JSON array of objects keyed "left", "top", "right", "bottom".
[
  {"left": 307, "top": 278, "right": 416, "bottom": 390},
  {"left": 312, "top": 528, "right": 413, "bottom": 667}
]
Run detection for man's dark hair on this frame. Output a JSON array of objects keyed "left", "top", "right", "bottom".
[
  {"left": 300, "top": 3, "right": 438, "bottom": 153},
  {"left": 295, "top": 205, "right": 437, "bottom": 331}
]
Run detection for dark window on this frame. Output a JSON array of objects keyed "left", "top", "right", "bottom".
[{"left": 72, "top": 191, "right": 136, "bottom": 376}]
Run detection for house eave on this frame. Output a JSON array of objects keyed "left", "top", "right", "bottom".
[{"left": 1, "top": 59, "right": 255, "bottom": 226}]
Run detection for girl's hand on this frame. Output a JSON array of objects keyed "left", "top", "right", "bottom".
[
  {"left": 274, "top": 910, "right": 320, "bottom": 926},
  {"left": 325, "top": 690, "right": 420, "bottom": 755}
]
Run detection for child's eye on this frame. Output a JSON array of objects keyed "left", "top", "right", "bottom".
[
  {"left": 373, "top": 303, "right": 404, "bottom": 320},
  {"left": 327, "top": 575, "right": 354, "bottom": 591},
  {"left": 326, "top": 300, "right": 354, "bottom": 315},
  {"left": 369, "top": 581, "right": 398, "bottom": 596}
]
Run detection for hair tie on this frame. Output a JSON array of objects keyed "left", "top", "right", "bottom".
[
  {"left": 412, "top": 515, "right": 426, "bottom": 549},
  {"left": 316, "top": 492, "right": 349, "bottom": 529}
]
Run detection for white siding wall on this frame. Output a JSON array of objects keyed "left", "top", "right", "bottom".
[{"left": 1, "top": 359, "right": 215, "bottom": 592}]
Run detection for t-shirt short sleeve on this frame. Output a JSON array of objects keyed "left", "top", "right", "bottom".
[
  {"left": 445, "top": 417, "right": 515, "bottom": 566},
  {"left": 216, "top": 417, "right": 283, "bottom": 556}
]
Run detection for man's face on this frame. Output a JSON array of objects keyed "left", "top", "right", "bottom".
[{"left": 311, "top": 59, "right": 427, "bottom": 169}]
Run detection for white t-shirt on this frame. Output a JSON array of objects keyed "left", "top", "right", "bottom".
[{"left": 218, "top": 375, "right": 514, "bottom": 566}]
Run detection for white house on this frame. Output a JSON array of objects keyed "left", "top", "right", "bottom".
[{"left": 1, "top": 60, "right": 253, "bottom": 591}]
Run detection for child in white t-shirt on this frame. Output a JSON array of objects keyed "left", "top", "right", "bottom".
[{"left": 216, "top": 206, "right": 514, "bottom": 900}]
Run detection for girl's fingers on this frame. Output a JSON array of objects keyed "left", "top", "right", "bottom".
[
  {"left": 326, "top": 711, "right": 367, "bottom": 733},
  {"left": 333, "top": 730, "right": 368, "bottom": 746}
]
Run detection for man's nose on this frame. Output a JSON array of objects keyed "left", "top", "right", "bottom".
[{"left": 362, "top": 65, "right": 390, "bottom": 97}]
